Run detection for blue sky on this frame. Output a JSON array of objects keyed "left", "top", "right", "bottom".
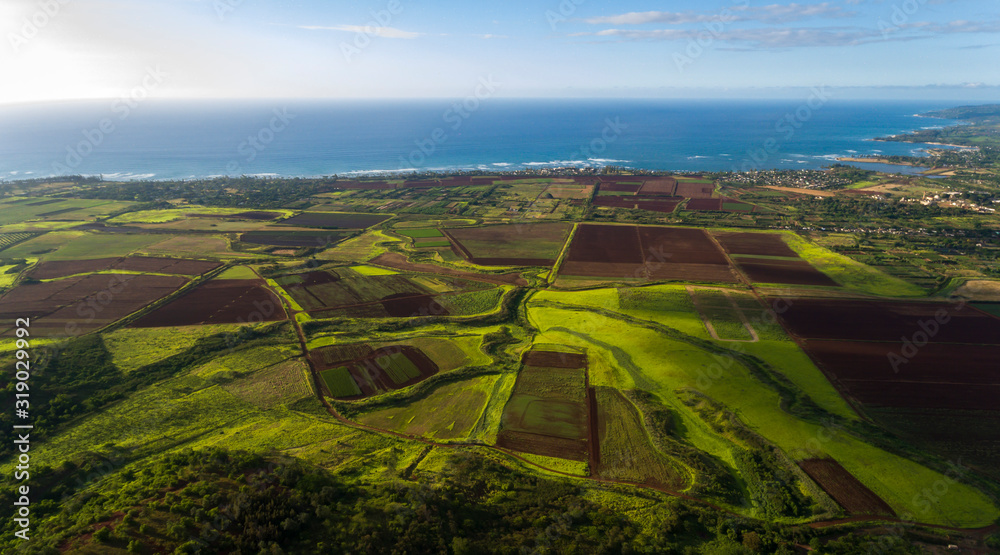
[{"left": 1, "top": 0, "right": 998, "bottom": 103}]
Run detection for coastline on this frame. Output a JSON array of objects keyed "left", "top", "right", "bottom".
[{"left": 835, "top": 156, "right": 918, "bottom": 166}]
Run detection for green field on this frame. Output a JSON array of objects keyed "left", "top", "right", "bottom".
[
  {"left": 358, "top": 375, "right": 498, "bottom": 440},
  {"left": 396, "top": 228, "right": 445, "bottom": 239},
  {"left": 595, "top": 387, "right": 691, "bottom": 489},
  {"left": 0, "top": 231, "right": 165, "bottom": 260},
  {"left": 321, "top": 366, "right": 363, "bottom": 397},
  {"left": 526, "top": 299, "right": 998, "bottom": 525},
  {"left": 3, "top": 171, "right": 1000, "bottom": 553}
]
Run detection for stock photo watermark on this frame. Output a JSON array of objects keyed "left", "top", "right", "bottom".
[
  {"left": 673, "top": 0, "right": 750, "bottom": 72},
  {"left": 878, "top": 0, "right": 929, "bottom": 39},
  {"left": 51, "top": 66, "right": 167, "bottom": 175},
  {"left": 7, "top": 0, "right": 70, "bottom": 53},
  {"left": 734, "top": 86, "right": 833, "bottom": 172},
  {"left": 546, "top": 0, "right": 586, "bottom": 30},
  {"left": 225, "top": 107, "right": 295, "bottom": 174},
  {"left": 398, "top": 75, "right": 501, "bottom": 169},
  {"left": 341, "top": 1, "right": 405, "bottom": 63}
]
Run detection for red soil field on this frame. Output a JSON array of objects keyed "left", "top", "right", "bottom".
[
  {"left": 799, "top": 459, "right": 895, "bottom": 516},
  {"left": 114, "top": 257, "right": 221, "bottom": 275},
  {"left": 380, "top": 293, "right": 450, "bottom": 318},
  {"left": 29, "top": 256, "right": 220, "bottom": 280},
  {"left": 561, "top": 225, "right": 736, "bottom": 282},
  {"left": 736, "top": 258, "right": 840, "bottom": 287},
  {"left": 495, "top": 430, "right": 589, "bottom": 462},
  {"left": 712, "top": 232, "right": 799, "bottom": 258},
  {"left": 565, "top": 224, "right": 644, "bottom": 264},
  {"left": 522, "top": 350, "right": 588, "bottom": 369},
  {"left": 638, "top": 227, "right": 730, "bottom": 265},
  {"left": 802, "top": 341, "right": 1000, "bottom": 385},
  {"left": 801, "top": 340, "right": 1000, "bottom": 410},
  {"left": 840, "top": 380, "right": 1000, "bottom": 411},
  {"left": 775, "top": 299, "right": 1000, "bottom": 344},
  {"left": 559, "top": 261, "right": 646, "bottom": 279},
  {"left": 0, "top": 274, "right": 188, "bottom": 336},
  {"left": 675, "top": 182, "right": 716, "bottom": 198},
  {"left": 28, "top": 258, "right": 120, "bottom": 279},
  {"left": 637, "top": 178, "right": 677, "bottom": 196},
  {"left": 645, "top": 263, "right": 737, "bottom": 282},
  {"left": 131, "top": 279, "right": 286, "bottom": 327}
]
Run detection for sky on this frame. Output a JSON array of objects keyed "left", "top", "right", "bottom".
[{"left": 1, "top": 0, "right": 999, "bottom": 104}]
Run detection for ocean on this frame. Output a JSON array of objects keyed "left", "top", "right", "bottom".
[{"left": 0, "top": 98, "right": 967, "bottom": 181}]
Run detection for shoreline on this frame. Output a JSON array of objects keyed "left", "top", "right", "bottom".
[
  {"left": 872, "top": 137, "right": 977, "bottom": 150},
  {"left": 836, "top": 157, "right": 919, "bottom": 167}
]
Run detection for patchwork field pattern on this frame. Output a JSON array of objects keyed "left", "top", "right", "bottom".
[
  {"left": 713, "top": 232, "right": 839, "bottom": 286},
  {"left": 778, "top": 298, "right": 1000, "bottom": 478},
  {"left": 496, "top": 349, "right": 590, "bottom": 462},
  {"left": 559, "top": 224, "right": 736, "bottom": 282},
  {"left": 275, "top": 268, "right": 494, "bottom": 318},
  {"left": 0, "top": 273, "right": 188, "bottom": 336},
  {"left": 313, "top": 345, "right": 439, "bottom": 399}
]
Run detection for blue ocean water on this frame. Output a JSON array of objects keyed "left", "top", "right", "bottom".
[{"left": 0, "top": 98, "right": 967, "bottom": 180}]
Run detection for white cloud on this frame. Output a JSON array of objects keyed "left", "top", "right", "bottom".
[
  {"left": 585, "top": 3, "right": 855, "bottom": 26},
  {"left": 299, "top": 25, "right": 423, "bottom": 39}
]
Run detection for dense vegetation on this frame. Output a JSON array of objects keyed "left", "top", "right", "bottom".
[{"left": 0, "top": 447, "right": 944, "bottom": 554}]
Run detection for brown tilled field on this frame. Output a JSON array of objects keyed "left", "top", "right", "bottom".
[
  {"left": 0, "top": 274, "right": 188, "bottom": 336},
  {"left": 684, "top": 199, "right": 722, "bottom": 210},
  {"left": 29, "top": 256, "right": 220, "bottom": 280},
  {"left": 565, "top": 224, "right": 643, "bottom": 264},
  {"left": 713, "top": 232, "right": 799, "bottom": 258},
  {"left": 776, "top": 299, "right": 1000, "bottom": 343},
  {"left": 736, "top": 258, "right": 839, "bottom": 287},
  {"left": 638, "top": 227, "right": 730, "bottom": 265},
  {"left": 131, "top": 279, "right": 286, "bottom": 327},
  {"left": 675, "top": 182, "right": 716, "bottom": 198},
  {"left": 560, "top": 224, "right": 736, "bottom": 282},
  {"left": 495, "top": 430, "right": 590, "bottom": 461},
  {"left": 495, "top": 354, "right": 591, "bottom": 462},
  {"left": 521, "top": 350, "right": 587, "bottom": 369},
  {"left": 799, "top": 459, "right": 895, "bottom": 515},
  {"left": 805, "top": 340, "right": 1000, "bottom": 410},
  {"left": 637, "top": 178, "right": 677, "bottom": 196}
]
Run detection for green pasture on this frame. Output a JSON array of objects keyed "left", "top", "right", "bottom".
[
  {"left": 525, "top": 300, "right": 999, "bottom": 526},
  {"left": 357, "top": 374, "right": 498, "bottom": 440}
]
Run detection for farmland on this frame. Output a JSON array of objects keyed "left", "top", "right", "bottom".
[
  {"left": 559, "top": 224, "right": 737, "bottom": 282},
  {"left": 444, "top": 222, "right": 572, "bottom": 266},
  {"left": 496, "top": 349, "right": 591, "bottom": 462},
  {"left": 2, "top": 168, "right": 1000, "bottom": 553},
  {"left": 312, "top": 345, "right": 439, "bottom": 398}
]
